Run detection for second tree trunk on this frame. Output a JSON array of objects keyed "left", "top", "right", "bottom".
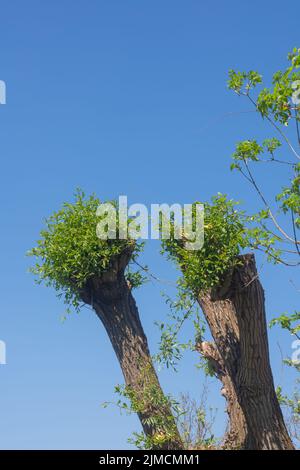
[{"left": 197, "top": 253, "right": 294, "bottom": 449}]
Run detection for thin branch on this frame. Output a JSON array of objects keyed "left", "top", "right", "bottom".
[
  {"left": 243, "top": 159, "right": 300, "bottom": 244},
  {"left": 260, "top": 158, "right": 296, "bottom": 166},
  {"left": 133, "top": 260, "right": 177, "bottom": 286},
  {"left": 246, "top": 94, "right": 300, "bottom": 161},
  {"left": 289, "top": 279, "right": 300, "bottom": 292},
  {"left": 255, "top": 246, "right": 300, "bottom": 267},
  {"left": 295, "top": 108, "right": 300, "bottom": 147},
  {"left": 291, "top": 210, "right": 300, "bottom": 257}
]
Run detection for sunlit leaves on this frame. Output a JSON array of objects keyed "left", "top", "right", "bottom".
[
  {"left": 270, "top": 311, "right": 300, "bottom": 336},
  {"left": 162, "top": 194, "right": 248, "bottom": 295},
  {"left": 227, "top": 70, "right": 262, "bottom": 95},
  {"left": 232, "top": 140, "right": 263, "bottom": 162},
  {"left": 28, "top": 189, "right": 143, "bottom": 311},
  {"left": 228, "top": 48, "right": 300, "bottom": 126}
]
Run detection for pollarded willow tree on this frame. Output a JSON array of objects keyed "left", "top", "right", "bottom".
[
  {"left": 162, "top": 195, "right": 294, "bottom": 449},
  {"left": 29, "top": 191, "right": 183, "bottom": 450}
]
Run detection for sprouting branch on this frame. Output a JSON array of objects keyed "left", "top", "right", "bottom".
[
  {"left": 246, "top": 93, "right": 300, "bottom": 161},
  {"left": 243, "top": 159, "right": 300, "bottom": 245}
]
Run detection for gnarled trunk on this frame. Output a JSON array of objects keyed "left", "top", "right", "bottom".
[
  {"left": 80, "top": 251, "right": 183, "bottom": 450},
  {"left": 197, "top": 253, "right": 294, "bottom": 450},
  {"left": 196, "top": 341, "right": 247, "bottom": 449}
]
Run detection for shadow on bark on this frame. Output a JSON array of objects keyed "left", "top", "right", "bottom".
[{"left": 197, "top": 253, "right": 294, "bottom": 449}]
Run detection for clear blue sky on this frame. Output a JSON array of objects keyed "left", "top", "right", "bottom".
[{"left": 0, "top": 0, "right": 299, "bottom": 449}]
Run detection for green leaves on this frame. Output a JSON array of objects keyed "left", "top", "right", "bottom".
[
  {"left": 227, "top": 70, "right": 262, "bottom": 95},
  {"left": 270, "top": 311, "right": 300, "bottom": 337},
  {"left": 162, "top": 194, "right": 247, "bottom": 295},
  {"left": 28, "top": 189, "right": 142, "bottom": 311},
  {"left": 228, "top": 49, "right": 300, "bottom": 269},
  {"left": 257, "top": 49, "right": 300, "bottom": 125},
  {"left": 110, "top": 371, "right": 182, "bottom": 450},
  {"left": 276, "top": 162, "right": 300, "bottom": 216},
  {"left": 154, "top": 291, "right": 203, "bottom": 371},
  {"left": 263, "top": 137, "right": 282, "bottom": 155},
  {"left": 232, "top": 140, "right": 263, "bottom": 162},
  {"left": 231, "top": 138, "right": 282, "bottom": 166},
  {"left": 228, "top": 48, "right": 300, "bottom": 126}
]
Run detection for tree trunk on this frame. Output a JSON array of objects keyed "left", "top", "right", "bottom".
[
  {"left": 196, "top": 341, "right": 247, "bottom": 449},
  {"left": 197, "top": 253, "right": 294, "bottom": 450},
  {"left": 80, "top": 251, "right": 183, "bottom": 450}
]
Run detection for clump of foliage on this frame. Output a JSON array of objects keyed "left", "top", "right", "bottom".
[
  {"left": 151, "top": 194, "right": 249, "bottom": 393},
  {"left": 156, "top": 194, "right": 249, "bottom": 379},
  {"left": 28, "top": 189, "right": 144, "bottom": 311},
  {"left": 162, "top": 194, "right": 248, "bottom": 296},
  {"left": 102, "top": 363, "right": 183, "bottom": 450}
]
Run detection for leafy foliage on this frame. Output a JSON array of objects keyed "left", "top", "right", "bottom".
[
  {"left": 103, "top": 365, "right": 183, "bottom": 450},
  {"left": 104, "top": 379, "right": 219, "bottom": 450},
  {"left": 28, "top": 189, "right": 143, "bottom": 311},
  {"left": 270, "top": 311, "right": 300, "bottom": 338},
  {"left": 162, "top": 194, "right": 248, "bottom": 296},
  {"left": 154, "top": 290, "right": 204, "bottom": 371},
  {"left": 157, "top": 195, "right": 249, "bottom": 379}
]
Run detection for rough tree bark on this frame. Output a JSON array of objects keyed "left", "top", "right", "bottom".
[
  {"left": 196, "top": 341, "right": 247, "bottom": 449},
  {"left": 79, "top": 248, "right": 183, "bottom": 450},
  {"left": 197, "top": 253, "right": 294, "bottom": 449}
]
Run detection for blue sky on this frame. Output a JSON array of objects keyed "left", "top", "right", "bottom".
[{"left": 0, "top": 0, "right": 299, "bottom": 449}]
